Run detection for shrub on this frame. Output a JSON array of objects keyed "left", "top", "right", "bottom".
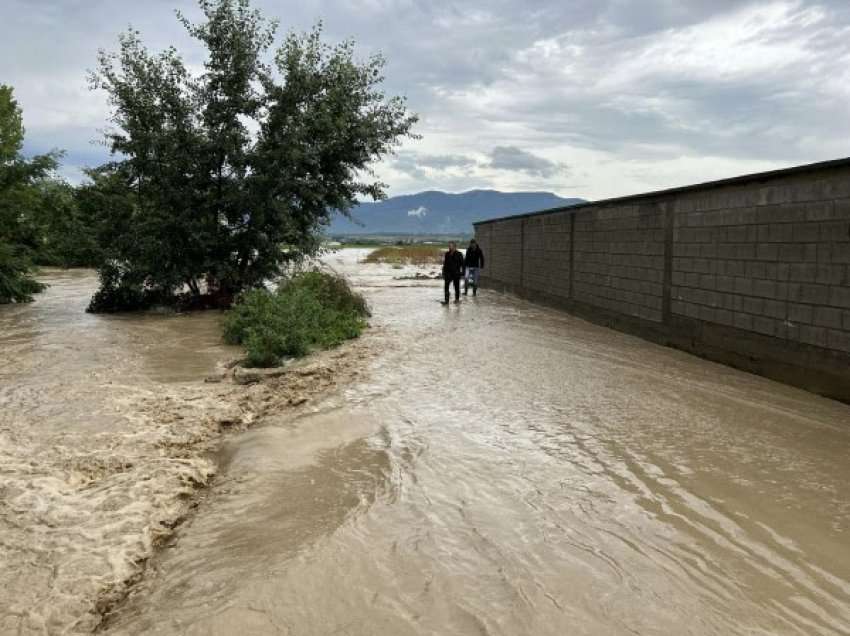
[
  {"left": 86, "top": 262, "right": 172, "bottom": 313},
  {"left": 223, "top": 270, "right": 369, "bottom": 367},
  {"left": 363, "top": 245, "right": 444, "bottom": 265},
  {"left": 0, "top": 242, "right": 46, "bottom": 303}
]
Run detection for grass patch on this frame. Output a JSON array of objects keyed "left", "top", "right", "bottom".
[
  {"left": 223, "top": 271, "right": 370, "bottom": 367},
  {"left": 363, "top": 245, "right": 444, "bottom": 266}
]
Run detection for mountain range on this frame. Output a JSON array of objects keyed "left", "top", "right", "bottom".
[{"left": 327, "top": 190, "right": 584, "bottom": 235}]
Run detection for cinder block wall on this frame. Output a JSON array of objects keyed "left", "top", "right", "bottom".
[
  {"left": 573, "top": 203, "right": 666, "bottom": 322},
  {"left": 474, "top": 159, "right": 850, "bottom": 402},
  {"left": 488, "top": 218, "right": 523, "bottom": 287},
  {"left": 669, "top": 172, "right": 850, "bottom": 353},
  {"left": 521, "top": 211, "right": 572, "bottom": 298}
]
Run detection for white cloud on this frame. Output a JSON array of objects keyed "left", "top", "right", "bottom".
[{"left": 407, "top": 206, "right": 427, "bottom": 217}]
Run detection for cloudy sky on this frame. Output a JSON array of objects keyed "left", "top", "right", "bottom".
[{"left": 3, "top": 0, "right": 850, "bottom": 201}]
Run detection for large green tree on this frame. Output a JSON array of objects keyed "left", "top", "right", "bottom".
[
  {"left": 0, "top": 85, "right": 59, "bottom": 303},
  {"left": 88, "top": 0, "right": 418, "bottom": 311}
]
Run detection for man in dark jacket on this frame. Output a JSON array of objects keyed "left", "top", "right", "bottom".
[
  {"left": 463, "top": 239, "right": 485, "bottom": 296},
  {"left": 442, "top": 241, "right": 465, "bottom": 304}
]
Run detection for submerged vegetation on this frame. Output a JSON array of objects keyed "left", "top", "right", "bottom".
[
  {"left": 223, "top": 271, "right": 369, "bottom": 367},
  {"left": 363, "top": 245, "right": 444, "bottom": 266}
]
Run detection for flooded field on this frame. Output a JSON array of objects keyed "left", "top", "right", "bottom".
[{"left": 3, "top": 254, "right": 850, "bottom": 635}]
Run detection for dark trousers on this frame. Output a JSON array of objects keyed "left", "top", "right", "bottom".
[{"left": 444, "top": 276, "right": 460, "bottom": 302}]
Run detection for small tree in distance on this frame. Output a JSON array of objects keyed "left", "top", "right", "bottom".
[{"left": 87, "top": 0, "right": 418, "bottom": 312}]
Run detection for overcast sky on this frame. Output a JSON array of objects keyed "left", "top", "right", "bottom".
[{"left": 3, "top": 0, "right": 850, "bottom": 201}]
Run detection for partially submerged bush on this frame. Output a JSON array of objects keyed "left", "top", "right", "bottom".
[
  {"left": 0, "top": 242, "right": 46, "bottom": 303},
  {"left": 223, "top": 271, "right": 369, "bottom": 367},
  {"left": 363, "top": 245, "right": 444, "bottom": 266},
  {"left": 86, "top": 262, "right": 172, "bottom": 313},
  {"left": 87, "top": 262, "right": 236, "bottom": 313}
]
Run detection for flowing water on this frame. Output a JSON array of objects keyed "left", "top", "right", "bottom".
[
  {"left": 0, "top": 269, "right": 240, "bottom": 633},
  {"left": 109, "top": 250, "right": 850, "bottom": 635},
  {"left": 3, "top": 255, "right": 850, "bottom": 635}
]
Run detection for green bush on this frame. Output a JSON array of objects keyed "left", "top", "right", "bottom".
[
  {"left": 223, "top": 270, "right": 369, "bottom": 367},
  {"left": 0, "top": 241, "right": 46, "bottom": 303},
  {"left": 86, "top": 262, "right": 172, "bottom": 313}
]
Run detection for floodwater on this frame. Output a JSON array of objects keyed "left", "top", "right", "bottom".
[
  {"left": 110, "top": 250, "right": 850, "bottom": 635},
  {"left": 3, "top": 255, "right": 850, "bottom": 635},
  {"left": 0, "top": 269, "right": 239, "bottom": 634}
]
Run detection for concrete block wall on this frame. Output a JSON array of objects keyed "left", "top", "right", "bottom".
[
  {"left": 474, "top": 159, "right": 850, "bottom": 402},
  {"left": 475, "top": 223, "right": 493, "bottom": 275},
  {"left": 487, "top": 218, "right": 523, "bottom": 287},
  {"left": 573, "top": 203, "right": 666, "bottom": 322},
  {"left": 670, "top": 174, "right": 850, "bottom": 355},
  {"left": 521, "top": 211, "right": 572, "bottom": 297}
]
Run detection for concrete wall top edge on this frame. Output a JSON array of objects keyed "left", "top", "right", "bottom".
[{"left": 473, "top": 156, "right": 850, "bottom": 227}]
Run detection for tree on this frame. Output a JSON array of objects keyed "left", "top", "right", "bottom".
[
  {"left": 88, "top": 0, "right": 418, "bottom": 311},
  {"left": 0, "top": 85, "right": 59, "bottom": 303},
  {"left": 28, "top": 177, "right": 103, "bottom": 268}
]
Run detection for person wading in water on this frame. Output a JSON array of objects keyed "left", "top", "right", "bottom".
[
  {"left": 442, "top": 241, "right": 465, "bottom": 305},
  {"left": 463, "top": 238, "right": 484, "bottom": 296}
]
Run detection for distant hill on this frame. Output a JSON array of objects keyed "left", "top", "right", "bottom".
[{"left": 327, "top": 190, "right": 584, "bottom": 235}]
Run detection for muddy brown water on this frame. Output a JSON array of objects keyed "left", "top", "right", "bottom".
[
  {"left": 0, "top": 269, "right": 239, "bottom": 634},
  {"left": 3, "top": 255, "right": 850, "bottom": 635}
]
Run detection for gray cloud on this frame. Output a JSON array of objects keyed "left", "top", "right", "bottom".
[
  {"left": 416, "top": 154, "right": 478, "bottom": 170},
  {"left": 452, "top": 1, "right": 850, "bottom": 166},
  {"left": 487, "top": 146, "right": 566, "bottom": 178},
  {"left": 4, "top": 0, "right": 850, "bottom": 199},
  {"left": 391, "top": 151, "right": 479, "bottom": 181}
]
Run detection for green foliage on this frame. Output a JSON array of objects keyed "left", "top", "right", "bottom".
[
  {"left": 223, "top": 270, "right": 369, "bottom": 366},
  {"left": 87, "top": 0, "right": 418, "bottom": 312},
  {"left": 0, "top": 242, "right": 46, "bottom": 303},
  {"left": 87, "top": 261, "right": 167, "bottom": 313},
  {"left": 0, "top": 85, "right": 24, "bottom": 163},
  {"left": 25, "top": 178, "right": 103, "bottom": 268},
  {"left": 79, "top": 167, "right": 168, "bottom": 312},
  {"left": 0, "top": 85, "right": 59, "bottom": 303}
]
